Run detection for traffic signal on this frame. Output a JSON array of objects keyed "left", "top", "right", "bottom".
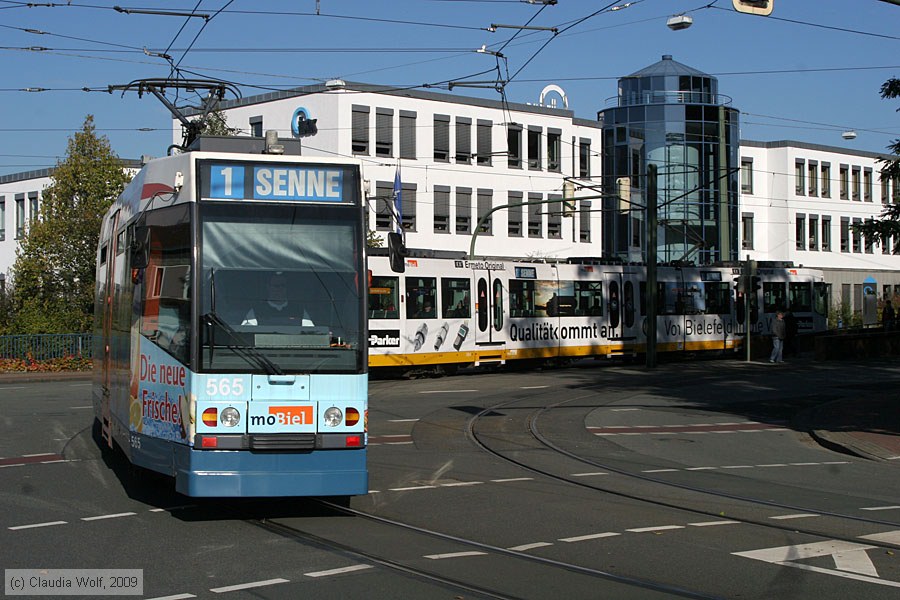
[
  {"left": 734, "top": 275, "right": 747, "bottom": 294},
  {"left": 387, "top": 232, "right": 406, "bottom": 273},
  {"left": 562, "top": 181, "right": 576, "bottom": 217},
  {"left": 751, "top": 275, "right": 761, "bottom": 292}
]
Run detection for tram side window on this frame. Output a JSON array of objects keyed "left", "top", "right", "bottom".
[
  {"left": 369, "top": 275, "right": 399, "bottom": 319},
  {"left": 509, "top": 279, "right": 537, "bottom": 317},
  {"left": 441, "top": 277, "right": 470, "bottom": 318},
  {"left": 789, "top": 282, "right": 812, "bottom": 312},
  {"left": 575, "top": 282, "right": 603, "bottom": 316},
  {"left": 406, "top": 276, "right": 437, "bottom": 319},
  {"left": 139, "top": 205, "right": 192, "bottom": 364},
  {"left": 658, "top": 282, "right": 703, "bottom": 315},
  {"left": 814, "top": 282, "right": 829, "bottom": 316},
  {"left": 704, "top": 282, "right": 731, "bottom": 315},
  {"left": 763, "top": 282, "right": 787, "bottom": 313}
]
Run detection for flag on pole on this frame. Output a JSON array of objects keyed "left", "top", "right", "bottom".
[{"left": 392, "top": 165, "right": 403, "bottom": 234}]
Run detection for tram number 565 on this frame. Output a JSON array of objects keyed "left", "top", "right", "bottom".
[{"left": 206, "top": 377, "right": 245, "bottom": 397}]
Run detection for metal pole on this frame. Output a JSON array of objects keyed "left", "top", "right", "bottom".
[
  {"left": 744, "top": 255, "right": 751, "bottom": 362},
  {"left": 646, "top": 164, "right": 658, "bottom": 369}
]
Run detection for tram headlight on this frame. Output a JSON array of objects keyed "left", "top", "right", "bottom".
[
  {"left": 220, "top": 407, "right": 241, "bottom": 428},
  {"left": 323, "top": 407, "right": 343, "bottom": 427}
]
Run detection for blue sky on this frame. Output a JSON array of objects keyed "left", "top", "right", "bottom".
[{"left": 1, "top": 0, "right": 898, "bottom": 177}]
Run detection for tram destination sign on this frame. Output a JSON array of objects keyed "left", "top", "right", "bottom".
[{"left": 201, "top": 161, "right": 357, "bottom": 204}]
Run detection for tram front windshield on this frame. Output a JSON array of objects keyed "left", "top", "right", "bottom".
[{"left": 198, "top": 203, "right": 363, "bottom": 374}]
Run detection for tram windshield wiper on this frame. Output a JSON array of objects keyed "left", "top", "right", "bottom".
[{"left": 202, "top": 310, "right": 284, "bottom": 376}]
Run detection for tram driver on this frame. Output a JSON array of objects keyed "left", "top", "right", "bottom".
[{"left": 242, "top": 272, "right": 314, "bottom": 327}]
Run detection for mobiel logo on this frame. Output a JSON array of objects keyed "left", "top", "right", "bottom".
[{"left": 250, "top": 405, "right": 313, "bottom": 426}]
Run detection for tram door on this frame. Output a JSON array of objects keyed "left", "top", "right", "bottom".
[
  {"left": 474, "top": 271, "right": 506, "bottom": 356},
  {"left": 604, "top": 271, "right": 639, "bottom": 354},
  {"left": 98, "top": 210, "right": 121, "bottom": 446}
]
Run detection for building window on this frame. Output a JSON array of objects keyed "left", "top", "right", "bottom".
[
  {"left": 795, "top": 214, "right": 806, "bottom": 250},
  {"left": 840, "top": 217, "right": 850, "bottom": 252},
  {"left": 547, "top": 194, "right": 562, "bottom": 239},
  {"left": 740, "top": 158, "right": 753, "bottom": 194},
  {"left": 455, "top": 117, "right": 471, "bottom": 164},
  {"left": 476, "top": 189, "right": 493, "bottom": 234},
  {"left": 852, "top": 217, "right": 862, "bottom": 253},
  {"left": 456, "top": 188, "right": 471, "bottom": 234},
  {"left": 547, "top": 129, "right": 561, "bottom": 173},
  {"left": 15, "top": 194, "right": 25, "bottom": 239},
  {"left": 507, "top": 124, "right": 522, "bottom": 169},
  {"left": 809, "top": 215, "right": 818, "bottom": 251},
  {"left": 434, "top": 186, "right": 450, "bottom": 234},
  {"left": 528, "top": 192, "right": 542, "bottom": 237},
  {"left": 375, "top": 181, "right": 392, "bottom": 231},
  {"left": 808, "top": 161, "right": 818, "bottom": 196},
  {"left": 840, "top": 165, "right": 849, "bottom": 199},
  {"left": 741, "top": 213, "right": 754, "bottom": 250},
  {"left": 399, "top": 110, "right": 416, "bottom": 160},
  {"left": 883, "top": 234, "right": 892, "bottom": 255},
  {"left": 882, "top": 170, "right": 891, "bottom": 204},
  {"left": 527, "top": 127, "right": 542, "bottom": 170},
  {"left": 579, "top": 200, "right": 591, "bottom": 242},
  {"left": 852, "top": 166, "right": 861, "bottom": 201},
  {"left": 795, "top": 160, "right": 805, "bottom": 195},
  {"left": 822, "top": 216, "right": 831, "bottom": 252},
  {"left": 0, "top": 197, "right": 5, "bottom": 241},
  {"left": 579, "top": 139, "right": 591, "bottom": 178},
  {"left": 351, "top": 105, "right": 369, "bottom": 155},
  {"left": 895, "top": 175, "right": 900, "bottom": 203},
  {"left": 375, "top": 108, "right": 393, "bottom": 158},
  {"left": 249, "top": 116, "right": 263, "bottom": 137},
  {"left": 821, "top": 163, "right": 831, "bottom": 198},
  {"left": 401, "top": 183, "right": 417, "bottom": 232},
  {"left": 864, "top": 168, "right": 873, "bottom": 202},
  {"left": 508, "top": 191, "right": 523, "bottom": 237},
  {"left": 865, "top": 219, "right": 874, "bottom": 254},
  {"left": 28, "top": 192, "right": 38, "bottom": 224},
  {"left": 476, "top": 120, "right": 492, "bottom": 166},
  {"left": 434, "top": 115, "right": 450, "bottom": 162}
]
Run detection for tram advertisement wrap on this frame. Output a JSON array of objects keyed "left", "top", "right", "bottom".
[{"left": 136, "top": 337, "right": 193, "bottom": 443}]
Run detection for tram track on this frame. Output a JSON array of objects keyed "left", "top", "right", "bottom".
[{"left": 464, "top": 385, "right": 900, "bottom": 554}]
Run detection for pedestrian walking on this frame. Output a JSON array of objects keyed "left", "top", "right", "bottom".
[{"left": 769, "top": 311, "right": 786, "bottom": 364}]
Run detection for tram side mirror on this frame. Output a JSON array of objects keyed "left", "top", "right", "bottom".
[
  {"left": 131, "top": 225, "right": 150, "bottom": 269},
  {"left": 387, "top": 232, "right": 406, "bottom": 273}
]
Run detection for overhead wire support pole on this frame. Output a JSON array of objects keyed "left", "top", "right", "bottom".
[{"left": 646, "top": 164, "right": 658, "bottom": 369}]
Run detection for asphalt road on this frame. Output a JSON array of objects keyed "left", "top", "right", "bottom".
[{"left": 2, "top": 360, "right": 899, "bottom": 599}]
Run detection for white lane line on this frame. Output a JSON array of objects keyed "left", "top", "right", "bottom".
[
  {"left": 145, "top": 594, "right": 197, "bottom": 600},
  {"left": 756, "top": 463, "right": 788, "bottom": 467},
  {"left": 520, "top": 385, "right": 548, "bottom": 389},
  {"left": 559, "top": 532, "right": 620, "bottom": 543},
  {"left": 378, "top": 434, "right": 410, "bottom": 438},
  {"left": 571, "top": 472, "right": 607, "bottom": 477},
  {"left": 0, "top": 386, "right": 25, "bottom": 390},
  {"left": 40, "top": 459, "right": 68, "bottom": 465},
  {"left": 611, "top": 408, "right": 640, "bottom": 412},
  {"left": 626, "top": 525, "right": 685, "bottom": 533},
  {"left": 689, "top": 520, "right": 741, "bottom": 527},
  {"left": 81, "top": 512, "right": 137, "bottom": 521},
  {"left": 69, "top": 406, "right": 92, "bottom": 409},
  {"left": 721, "top": 465, "right": 754, "bottom": 469},
  {"left": 822, "top": 461, "right": 851, "bottom": 465},
  {"left": 419, "top": 390, "right": 478, "bottom": 394},
  {"left": 439, "top": 481, "right": 483, "bottom": 487},
  {"left": 210, "top": 578, "right": 289, "bottom": 593},
  {"left": 491, "top": 477, "right": 533, "bottom": 483},
  {"left": 861, "top": 506, "right": 900, "bottom": 511},
  {"left": 789, "top": 462, "right": 821, "bottom": 466},
  {"left": 387, "top": 419, "right": 419, "bottom": 422},
  {"left": 770, "top": 513, "right": 820, "bottom": 520},
  {"left": 0, "top": 464, "right": 24, "bottom": 469},
  {"left": 508, "top": 542, "right": 553, "bottom": 551},
  {"left": 305, "top": 565, "right": 373, "bottom": 578},
  {"left": 21, "top": 453, "right": 56, "bottom": 458},
  {"left": 9, "top": 521, "right": 68, "bottom": 530},
  {"left": 69, "top": 383, "right": 92, "bottom": 387},
  {"left": 386, "top": 442, "right": 414, "bottom": 445},
  {"left": 685, "top": 467, "right": 718, "bottom": 471},
  {"left": 424, "top": 551, "right": 487, "bottom": 560},
  {"left": 388, "top": 485, "right": 436, "bottom": 492},
  {"left": 860, "top": 530, "right": 900, "bottom": 544},
  {"left": 642, "top": 469, "right": 678, "bottom": 473}
]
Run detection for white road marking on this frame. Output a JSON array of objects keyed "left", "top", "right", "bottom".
[
  {"left": 520, "top": 385, "right": 548, "bottom": 389},
  {"left": 389, "top": 485, "right": 436, "bottom": 491},
  {"left": 387, "top": 419, "right": 419, "bottom": 422},
  {"left": 571, "top": 472, "right": 607, "bottom": 477},
  {"left": 559, "top": 532, "right": 620, "bottom": 543},
  {"left": 860, "top": 530, "right": 900, "bottom": 544},
  {"left": 21, "top": 453, "right": 55, "bottom": 458},
  {"left": 642, "top": 469, "right": 678, "bottom": 473},
  {"left": 9, "top": 521, "right": 67, "bottom": 530},
  {"left": 69, "top": 383, "right": 92, "bottom": 387},
  {"left": 145, "top": 594, "right": 197, "bottom": 600},
  {"left": 305, "top": 565, "right": 373, "bottom": 578},
  {"left": 418, "top": 390, "right": 478, "bottom": 394},
  {"left": 610, "top": 408, "right": 640, "bottom": 412},
  {"left": 210, "top": 578, "right": 289, "bottom": 593},
  {"left": 508, "top": 542, "right": 553, "bottom": 551},
  {"left": 424, "top": 551, "right": 487, "bottom": 560},
  {"left": 0, "top": 386, "right": 25, "bottom": 391},
  {"left": 861, "top": 506, "right": 900, "bottom": 512},
  {"left": 440, "top": 481, "right": 482, "bottom": 487},
  {"left": 626, "top": 525, "right": 685, "bottom": 533},
  {"left": 69, "top": 406, "right": 92, "bottom": 409},
  {"left": 685, "top": 467, "right": 718, "bottom": 471},
  {"left": 770, "top": 513, "right": 820, "bottom": 520},
  {"left": 689, "top": 520, "right": 741, "bottom": 527},
  {"left": 756, "top": 463, "right": 788, "bottom": 467},
  {"left": 491, "top": 477, "right": 533, "bottom": 483},
  {"left": 721, "top": 465, "right": 753, "bottom": 469},
  {"left": 81, "top": 512, "right": 137, "bottom": 521}
]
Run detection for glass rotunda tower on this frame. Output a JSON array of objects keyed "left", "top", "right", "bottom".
[{"left": 599, "top": 55, "right": 740, "bottom": 265}]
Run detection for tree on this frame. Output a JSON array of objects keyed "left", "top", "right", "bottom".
[
  {"left": 853, "top": 78, "right": 900, "bottom": 245},
  {"left": 8, "top": 115, "right": 132, "bottom": 333},
  {"left": 199, "top": 110, "right": 240, "bottom": 136}
]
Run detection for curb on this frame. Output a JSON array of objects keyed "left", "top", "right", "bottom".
[{"left": 0, "top": 371, "right": 92, "bottom": 384}]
